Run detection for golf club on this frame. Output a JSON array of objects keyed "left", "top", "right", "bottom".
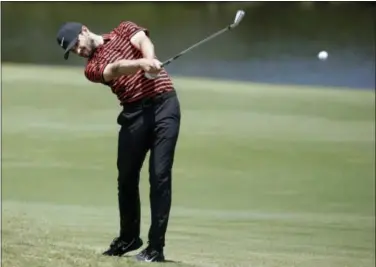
[{"left": 145, "top": 9, "right": 246, "bottom": 79}]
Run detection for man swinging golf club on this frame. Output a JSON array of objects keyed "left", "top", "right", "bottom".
[{"left": 56, "top": 20, "right": 181, "bottom": 263}]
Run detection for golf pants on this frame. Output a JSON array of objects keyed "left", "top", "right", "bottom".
[{"left": 116, "top": 90, "right": 181, "bottom": 249}]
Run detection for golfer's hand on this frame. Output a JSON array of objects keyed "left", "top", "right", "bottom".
[{"left": 139, "top": 59, "right": 162, "bottom": 74}]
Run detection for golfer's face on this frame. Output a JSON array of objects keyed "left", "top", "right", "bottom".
[{"left": 72, "top": 30, "right": 93, "bottom": 58}]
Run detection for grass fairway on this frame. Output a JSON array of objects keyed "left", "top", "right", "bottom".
[{"left": 2, "top": 63, "right": 375, "bottom": 267}]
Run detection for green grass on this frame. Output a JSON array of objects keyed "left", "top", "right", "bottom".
[{"left": 2, "top": 63, "right": 375, "bottom": 267}]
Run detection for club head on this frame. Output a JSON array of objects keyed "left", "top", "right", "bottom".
[{"left": 230, "top": 10, "right": 245, "bottom": 29}]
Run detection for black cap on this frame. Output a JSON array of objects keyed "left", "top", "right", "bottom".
[{"left": 56, "top": 22, "right": 83, "bottom": 60}]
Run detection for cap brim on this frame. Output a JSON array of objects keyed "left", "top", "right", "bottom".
[{"left": 63, "top": 37, "right": 78, "bottom": 60}]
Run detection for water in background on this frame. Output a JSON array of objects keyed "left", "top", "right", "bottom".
[{"left": 2, "top": 2, "right": 375, "bottom": 89}]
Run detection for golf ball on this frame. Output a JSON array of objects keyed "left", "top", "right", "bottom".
[{"left": 318, "top": 51, "right": 328, "bottom": 60}]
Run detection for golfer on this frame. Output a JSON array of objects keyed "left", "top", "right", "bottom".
[{"left": 56, "top": 20, "right": 181, "bottom": 263}]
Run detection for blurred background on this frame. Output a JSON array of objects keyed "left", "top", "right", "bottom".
[{"left": 2, "top": 1, "right": 375, "bottom": 89}]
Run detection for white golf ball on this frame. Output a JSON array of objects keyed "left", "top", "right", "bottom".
[{"left": 318, "top": 51, "right": 328, "bottom": 60}]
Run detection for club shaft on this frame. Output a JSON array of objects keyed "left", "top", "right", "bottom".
[{"left": 162, "top": 25, "right": 232, "bottom": 67}]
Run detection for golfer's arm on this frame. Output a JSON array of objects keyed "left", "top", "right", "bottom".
[
  {"left": 131, "top": 31, "right": 156, "bottom": 59},
  {"left": 103, "top": 59, "right": 142, "bottom": 82},
  {"left": 139, "top": 37, "right": 155, "bottom": 59}
]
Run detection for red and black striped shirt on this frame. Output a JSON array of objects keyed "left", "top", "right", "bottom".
[{"left": 84, "top": 21, "right": 174, "bottom": 104}]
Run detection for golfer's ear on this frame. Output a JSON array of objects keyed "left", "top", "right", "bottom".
[{"left": 130, "top": 31, "right": 148, "bottom": 49}]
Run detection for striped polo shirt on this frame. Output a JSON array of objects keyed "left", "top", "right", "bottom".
[{"left": 84, "top": 21, "right": 174, "bottom": 104}]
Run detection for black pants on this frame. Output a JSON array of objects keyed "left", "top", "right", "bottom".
[{"left": 116, "top": 90, "right": 181, "bottom": 250}]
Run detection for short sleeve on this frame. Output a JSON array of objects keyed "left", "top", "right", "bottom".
[
  {"left": 118, "top": 21, "right": 149, "bottom": 39},
  {"left": 84, "top": 61, "right": 107, "bottom": 84}
]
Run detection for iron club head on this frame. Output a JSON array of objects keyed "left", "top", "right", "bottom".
[
  {"left": 153, "top": 9, "right": 246, "bottom": 72},
  {"left": 230, "top": 10, "right": 245, "bottom": 29}
]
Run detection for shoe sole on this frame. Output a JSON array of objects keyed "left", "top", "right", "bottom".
[
  {"left": 135, "top": 253, "right": 165, "bottom": 262},
  {"left": 136, "top": 257, "right": 165, "bottom": 262}
]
